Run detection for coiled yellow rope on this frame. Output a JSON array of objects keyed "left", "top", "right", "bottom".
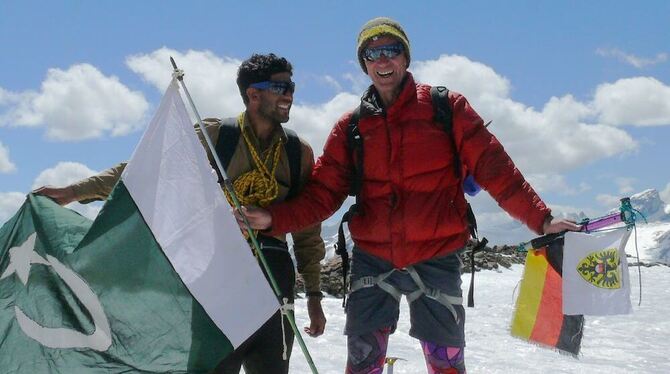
[{"left": 224, "top": 113, "right": 283, "bottom": 208}]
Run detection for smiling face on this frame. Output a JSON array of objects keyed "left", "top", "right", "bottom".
[
  {"left": 363, "top": 35, "right": 408, "bottom": 106},
  {"left": 257, "top": 72, "right": 293, "bottom": 123}
]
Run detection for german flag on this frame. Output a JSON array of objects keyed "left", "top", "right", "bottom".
[{"left": 511, "top": 239, "right": 584, "bottom": 356}]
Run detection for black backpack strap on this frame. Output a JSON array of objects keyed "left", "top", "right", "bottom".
[
  {"left": 335, "top": 107, "right": 364, "bottom": 308},
  {"left": 336, "top": 209, "right": 353, "bottom": 308},
  {"left": 431, "top": 86, "right": 487, "bottom": 307},
  {"left": 432, "top": 86, "right": 452, "bottom": 127},
  {"left": 214, "top": 118, "right": 241, "bottom": 181},
  {"left": 283, "top": 127, "right": 302, "bottom": 200},
  {"left": 347, "top": 107, "right": 364, "bottom": 206},
  {"left": 431, "top": 86, "right": 459, "bottom": 179},
  {"left": 432, "top": 87, "right": 478, "bottom": 236}
]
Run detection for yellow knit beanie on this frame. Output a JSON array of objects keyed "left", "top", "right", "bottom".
[{"left": 357, "top": 17, "right": 411, "bottom": 73}]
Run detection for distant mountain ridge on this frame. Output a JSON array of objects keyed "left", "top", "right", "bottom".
[{"left": 626, "top": 189, "right": 670, "bottom": 223}]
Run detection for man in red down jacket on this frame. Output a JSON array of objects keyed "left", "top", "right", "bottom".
[{"left": 240, "top": 17, "right": 580, "bottom": 374}]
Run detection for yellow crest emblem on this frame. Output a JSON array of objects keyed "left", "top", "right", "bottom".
[{"left": 576, "top": 248, "right": 621, "bottom": 289}]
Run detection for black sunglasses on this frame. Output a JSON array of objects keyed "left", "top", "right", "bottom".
[
  {"left": 363, "top": 42, "right": 404, "bottom": 62},
  {"left": 249, "top": 80, "right": 295, "bottom": 95}
]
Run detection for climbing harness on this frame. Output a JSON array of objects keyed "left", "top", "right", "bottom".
[{"left": 349, "top": 265, "right": 463, "bottom": 323}]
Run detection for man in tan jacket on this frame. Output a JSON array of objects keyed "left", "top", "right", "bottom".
[{"left": 35, "top": 53, "right": 326, "bottom": 374}]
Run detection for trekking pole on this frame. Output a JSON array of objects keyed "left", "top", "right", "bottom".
[
  {"left": 516, "top": 197, "right": 643, "bottom": 252},
  {"left": 170, "top": 57, "right": 319, "bottom": 374}
]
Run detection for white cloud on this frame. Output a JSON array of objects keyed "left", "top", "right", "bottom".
[
  {"left": 411, "top": 54, "right": 637, "bottom": 175},
  {"left": 412, "top": 54, "right": 510, "bottom": 101},
  {"left": 615, "top": 177, "right": 637, "bottom": 194},
  {"left": 0, "top": 87, "right": 38, "bottom": 125},
  {"left": 0, "top": 64, "right": 149, "bottom": 141},
  {"left": 596, "top": 48, "right": 668, "bottom": 68},
  {"left": 596, "top": 193, "right": 622, "bottom": 208},
  {"left": 524, "top": 173, "right": 576, "bottom": 195},
  {"left": 321, "top": 75, "right": 343, "bottom": 92},
  {"left": 0, "top": 141, "right": 16, "bottom": 173},
  {"left": 0, "top": 192, "right": 25, "bottom": 223},
  {"left": 31, "top": 162, "right": 102, "bottom": 220},
  {"left": 31, "top": 161, "right": 98, "bottom": 189},
  {"left": 578, "top": 182, "right": 592, "bottom": 193},
  {"left": 342, "top": 72, "right": 372, "bottom": 94},
  {"left": 289, "top": 92, "right": 360, "bottom": 153},
  {"left": 0, "top": 87, "right": 16, "bottom": 105},
  {"left": 0, "top": 162, "right": 102, "bottom": 223},
  {"left": 475, "top": 211, "right": 524, "bottom": 229},
  {"left": 126, "top": 48, "right": 243, "bottom": 119},
  {"left": 594, "top": 77, "right": 670, "bottom": 126},
  {"left": 661, "top": 182, "right": 670, "bottom": 203}
]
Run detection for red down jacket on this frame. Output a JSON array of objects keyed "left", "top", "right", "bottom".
[{"left": 268, "top": 73, "right": 550, "bottom": 268}]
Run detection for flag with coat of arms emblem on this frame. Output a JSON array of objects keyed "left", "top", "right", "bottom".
[{"left": 562, "top": 230, "right": 632, "bottom": 316}]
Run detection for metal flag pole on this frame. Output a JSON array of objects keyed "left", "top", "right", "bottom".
[{"left": 169, "top": 57, "right": 318, "bottom": 374}]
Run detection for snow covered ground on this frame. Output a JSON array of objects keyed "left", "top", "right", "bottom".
[
  {"left": 624, "top": 222, "right": 670, "bottom": 264},
  {"left": 286, "top": 225, "right": 670, "bottom": 374}
]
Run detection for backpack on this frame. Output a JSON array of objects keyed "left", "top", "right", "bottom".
[
  {"left": 335, "top": 86, "right": 488, "bottom": 307},
  {"left": 214, "top": 118, "right": 302, "bottom": 200}
]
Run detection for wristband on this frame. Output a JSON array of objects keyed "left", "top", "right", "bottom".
[{"left": 306, "top": 291, "right": 323, "bottom": 299}]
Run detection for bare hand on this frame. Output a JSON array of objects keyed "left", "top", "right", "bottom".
[
  {"left": 303, "top": 297, "right": 326, "bottom": 337},
  {"left": 234, "top": 205, "right": 273, "bottom": 230},
  {"left": 32, "top": 185, "right": 77, "bottom": 206},
  {"left": 543, "top": 216, "right": 581, "bottom": 234}
]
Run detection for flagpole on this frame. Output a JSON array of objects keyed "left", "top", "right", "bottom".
[{"left": 170, "top": 57, "right": 319, "bottom": 374}]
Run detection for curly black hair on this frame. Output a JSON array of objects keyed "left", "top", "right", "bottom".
[{"left": 237, "top": 53, "right": 293, "bottom": 104}]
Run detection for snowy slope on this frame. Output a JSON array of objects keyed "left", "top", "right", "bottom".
[
  {"left": 290, "top": 264, "right": 670, "bottom": 373},
  {"left": 625, "top": 222, "right": 670, "bottom": 264},
  {"left": 284, "top": 191, "right": 670, "bottom": 373}
]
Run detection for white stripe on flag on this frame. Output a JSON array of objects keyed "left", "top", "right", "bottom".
[
  {"left": 122, "top": 80, "right": 278, "bottom": 348},
  {"left": 563, "top": 230, "right": 632, "bottom": 316}
]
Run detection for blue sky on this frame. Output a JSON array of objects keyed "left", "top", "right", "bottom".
[{"left": 1, "top": 1, "right": 669, "bottom": 240}]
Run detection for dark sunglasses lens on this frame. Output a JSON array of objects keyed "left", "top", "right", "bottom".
[
  {"left": 364, "top": 44, "right": 403, "bottom": 62},
  {"left": 269, "top": 81, "right": 295, "bottom": 95},
  {"left": 364, "top": 49, "right": 381, "bottom": 62}
]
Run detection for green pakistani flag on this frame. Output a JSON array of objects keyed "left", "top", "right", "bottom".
[{"left": 0, "top": 80, "right": 279, "bottom": 373}]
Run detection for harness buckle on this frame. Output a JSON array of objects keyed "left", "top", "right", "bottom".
[
  {"left": 361, "top": 276, "right": 376, "bottom": 287},
  {"left": 425, "top": 288, "right": 441, "bottom": 300}
]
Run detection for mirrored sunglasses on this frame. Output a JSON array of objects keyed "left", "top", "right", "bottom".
[
  {"left": 363, "top": 43, "right": 404, "bottom": 62},
  {"left": 249, "top": 80, "right": 295, "bottom": 95}
]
